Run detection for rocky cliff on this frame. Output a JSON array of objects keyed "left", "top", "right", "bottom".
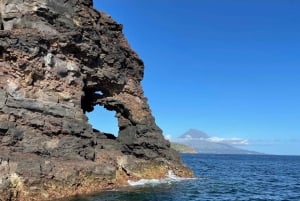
[{"left": 0, "top": 0, "right": 193, "bottom": 200}]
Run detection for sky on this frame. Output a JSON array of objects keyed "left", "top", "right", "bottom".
[{"left": 89, "top": 0, "right": 300, "bottom": 155}]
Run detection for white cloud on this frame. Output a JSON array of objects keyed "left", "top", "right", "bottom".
[
  {"left": 164, "top": 134, "right": 172, "bottom": 141},
  {"left": 249, "top": 138, "right": 300, "bottom": 146},
  {"left": 184, "top": 134, "right": 192, "bottom": 139},
  {"left": 174, "top": 133, "right": 250, "bottom": 146},
  {"left": 207, "top": 137, "right": 249, "bottom": 145}
]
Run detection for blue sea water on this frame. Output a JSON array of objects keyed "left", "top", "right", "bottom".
[{"left": 65, "top": 154, "right": 300, "bottom": 201}]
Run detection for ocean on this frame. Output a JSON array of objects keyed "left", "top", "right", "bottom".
[{"left": 63, "top": 154, "right": 300, "bottom": 201}]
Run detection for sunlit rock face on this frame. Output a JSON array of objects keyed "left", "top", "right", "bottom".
[{"left": 0, "top": 0, "right": 193, "bottom": 200}]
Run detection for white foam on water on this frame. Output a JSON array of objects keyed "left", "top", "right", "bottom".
[
  {"left": 127, "top": 170, "right": 193, "bottom": 186},
  {"left": 128, "top": 178, "right": 161, "bottom": 186}
]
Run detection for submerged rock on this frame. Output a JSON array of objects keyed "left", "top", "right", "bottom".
[{"left": 0, "top": 0, "right": 193, "bottom": 200}]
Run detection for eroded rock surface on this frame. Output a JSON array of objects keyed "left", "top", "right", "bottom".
[{"left": 0, "top": 0, "right": 193, "bottom": 200}]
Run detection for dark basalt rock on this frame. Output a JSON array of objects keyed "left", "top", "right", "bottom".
[{"left": 0, "top": 0, "right": 193, "bottom": 200}]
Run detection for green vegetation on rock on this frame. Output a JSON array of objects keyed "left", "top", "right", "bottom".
[{"left": 171, "top": 143, "right": 198, "bottom": 153}]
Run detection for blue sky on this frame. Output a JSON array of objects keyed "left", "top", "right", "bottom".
[{"left": 89, "top": 0, "right": 300, "bottom": 155}]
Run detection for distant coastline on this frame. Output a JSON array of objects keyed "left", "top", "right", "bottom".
[
  {"left": 171, "top": 142, "right": 198, "bottom": 154},
  {"left": 172, "top": 129, "right": 263, "bottom": 155}
]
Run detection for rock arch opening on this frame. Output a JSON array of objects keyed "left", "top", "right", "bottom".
[
  {"left": 81, "top": 89, "right": 119, "bottom": 137},
  {"left": 86, "top": 105, "right": 119, "bottom": 137}
]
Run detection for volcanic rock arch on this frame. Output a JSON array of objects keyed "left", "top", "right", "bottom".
[{"left": 0, "top": 0, "right": 193, "bottom": 200}]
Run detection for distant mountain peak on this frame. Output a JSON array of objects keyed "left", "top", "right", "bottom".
[
  {"left": 176, "top": 129, "right": 262, "bottom": 155},
  {"left": 179, "top": 129, "right": 209, "bottom": 139}
]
